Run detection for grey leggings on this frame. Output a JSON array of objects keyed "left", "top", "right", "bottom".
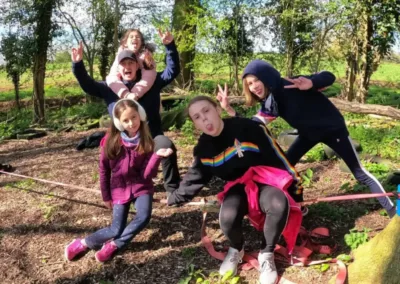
[{"left": 286, "top": 132, "right": 394, "bottom": 211}]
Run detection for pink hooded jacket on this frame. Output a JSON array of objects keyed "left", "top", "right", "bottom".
[{"left": 217, "top": 165, "right": 302, "bottom": 254}]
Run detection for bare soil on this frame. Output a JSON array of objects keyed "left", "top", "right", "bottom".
[{"left": 0, "top": 129, "right": 392, "bottom": 284}]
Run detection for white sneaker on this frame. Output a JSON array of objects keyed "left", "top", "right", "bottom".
[
  {"left": 219, "top": 247, "right": 244, "bottom": 276},
  {"left": 258, "top": 251, "right": 278, "bottom": 284}
]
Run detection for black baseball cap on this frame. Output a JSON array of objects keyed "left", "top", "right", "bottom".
[{"left": 117, "top": 50, "right": 137, "bottom": 64}]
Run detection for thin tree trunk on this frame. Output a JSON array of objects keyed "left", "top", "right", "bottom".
[
  {"left": 12, "top": 73, "right": 20, "bottom": 110},
  {"left": 32, "top": 0, "right": 55, "bottom": 124},
  {"left": 172, "top": 0, "right": 198, "bottom": 89},
  {"left": 356, "top": 12, "right": 372, "bottom": 103},
  {"left": 113, "top": 0, "right": 120, "bottom": 52}
]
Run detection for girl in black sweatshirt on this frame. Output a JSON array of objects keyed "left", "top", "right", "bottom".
[
  {"left": 168, "top": 96, "right": 303, "bottom": 284},
  {"left": 217, "top": 59, "right": 395, "bottom": 217}
]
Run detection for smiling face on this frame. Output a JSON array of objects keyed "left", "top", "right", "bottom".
[
  {"left": 245, "top": 75, "right": 267, "bottom": 99},
  {"left": 126, "top": 31, "right": 143, "bottom": 53},
  {"left": 188, "top": 100, "right": 224, "bottom": 137},
  {"left": 119, "top": 106, "right": 141, "bottom": 137},
  {"left": 118, "top": 58, "right": 139, "bottom": 81}
]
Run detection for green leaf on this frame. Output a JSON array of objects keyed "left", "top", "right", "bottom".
[
  {"left": 321, "top": 263, "right": 330, "bottom": 272},
  {"left": 221, "top": 270, "right": 233, "bottom": 282}
]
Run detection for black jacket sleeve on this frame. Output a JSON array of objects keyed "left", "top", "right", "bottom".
[
  {"left": 292, "top": 71, "right": 336, "bottom": 90},
  {"left": 167, "top": 145, "right": 213, "bottom": 205},
  {"left": 156, "top": 41, "right": 180, "bottom": 89}
]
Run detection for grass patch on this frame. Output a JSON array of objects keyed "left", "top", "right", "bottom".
[{"left": 0, "top": 102, "right": 107, "bottom": 140}]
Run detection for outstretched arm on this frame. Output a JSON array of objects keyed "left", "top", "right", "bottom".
[
  {"left": 167, "top": 147, "right": 212, "bottom": 205},
  {"left": 71, "top": 41, "right": 110, "bottom": 99},
  {"left": 284, "top": 71, "right": 336, "bottom": 91},
  {"left": 157, "top": 29, "right": 180, "bottom": 88}
]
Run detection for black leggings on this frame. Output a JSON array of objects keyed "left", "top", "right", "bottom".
[
  {"left": 219, "top": 184, "right": 289, "bottom": 253},
  {"left": 286, "top": 132, "right": 394, "bottom": 211}
]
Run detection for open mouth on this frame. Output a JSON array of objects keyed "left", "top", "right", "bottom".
[
  {"left": 206, "top": 124, "right": 213, "bottom": 132},
  {"left": 124, "top": 71, "right": 132, "bottom": 76}
]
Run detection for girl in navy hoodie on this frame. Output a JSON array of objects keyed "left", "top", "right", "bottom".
[
  {"left": 217, "top": 60, "right": 395, "bottom": 217},
  {"left": 65, "top": 99, "right": 173, "bottom": 263}
]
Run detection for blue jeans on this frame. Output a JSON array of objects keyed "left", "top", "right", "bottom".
[{"left": 85, "top": 194, "right": 152, "bottom": 249}]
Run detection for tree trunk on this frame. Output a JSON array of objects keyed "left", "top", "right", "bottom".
[
  {"left": 341, "top": 48, "right": 358, "bottom": 101},
  {"left": 285, "top": 41, "right": 294, "bottom": 77},
  {"left": 172, "top": 0, "right": 199, "bottom": 89},
  {"left": 32, "top": 0, "right": 56, "bottom": 124},
  {"left": 347, "top": 216, "right": 400, "bottom": 284},
  {"left": 12, "top": 73, "right": 20, "bottom": 110},
  {"left": 113, "top": 0, "right": 120, "bottom": 52},
  {"left": 356, "top": 11, "right": 372, "bottom": 103}
]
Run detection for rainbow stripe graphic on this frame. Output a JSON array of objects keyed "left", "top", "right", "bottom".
[
  {"left": 200, "top": 140, "right": 259, "bottom": 167},
  {"left": 258, "top": 125, "right": 303, "bottom": 195}
]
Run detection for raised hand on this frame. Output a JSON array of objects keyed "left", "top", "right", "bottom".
[
  {"left": 217, "top": 83, "right": 236, "bottom": 117},
  {"left": 156, "top": 148, "right": 173, "bottom": 157},
  {"left": 284, "top": 77, "right": 313, "bottom": 90},
  {"left": 158, "top": 29, "right": 174, "bottom": 45},
  {"left": 71, "top": 41, "right": 84, "bottom": 63}
]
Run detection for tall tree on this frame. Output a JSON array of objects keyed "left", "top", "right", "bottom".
[
  {"left": 171, "top": 0, "right": 201, "bottom": 89},
  {"left": 214, "top": 3, "right": 253, "bottom": 93},
  {"left": 31, "top": 0, "right": 58, "bottom": 123},
  {"left": 0, "top": 32, "right": 34, "bottom": 110},
  {"left": 268, "top": 0, "right": 317, "bottom": 77},
  {"left": 339, "top": 0, "right": 400, "bottom": 102}
]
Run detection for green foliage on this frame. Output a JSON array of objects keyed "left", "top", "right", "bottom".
[
  {"left": 182, "top": 247, "right": 197, "bottom": 259},
  {"left": 304, "top": 144, "right": 325, "bottom": 162},
  {"left": 336, "top": 254, "right": 353, "bottom": 264},
  {"left": 0, "top": 32, "right": 33, "bottom": 83},
  {"left": 344, "top": 228, "right": 370, "bottom": 250},
  {"left": 345, "top": 114, "right": 400, "bottom": 159},
  {"left": 181, "top": 120, "right": 197, "bottom": 144},
  {"left": 53, "top": 51, "right": 72, "bottom": 64},
  {"left": 309, "top": 202, "right": 367, "bottom": 222},
  {"left": 362, "top": 161, "right": 391, "bottom": 181},
  {"left": 0, "top": 102, "right": 106, "bottom": 140},
  {"left": 301, "top": 168, "right": 314, "bottom": 188},
  {"left": 179, "top": 264, "right": 241, "bottom": 284},
  {"left": 38, "top": 202, "right": 57, "bottom": 220}
]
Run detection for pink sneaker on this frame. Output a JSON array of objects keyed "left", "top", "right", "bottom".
[
  {"left": 95, "top": 242, "right": 118, "bottom": 263},
  {"left": 64, "top": 238, "right": 88, "bottom": 261}
]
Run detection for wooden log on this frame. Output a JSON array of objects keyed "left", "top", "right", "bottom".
[{"left": 228, "top": 96, "right": 400, "bottom": 120}]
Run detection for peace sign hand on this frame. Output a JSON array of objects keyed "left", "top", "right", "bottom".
[
  {"left": 217, "top": 83, "right": 236, "bottom": 117},
  {"left": 158, "top": 29, "right": 174, "bottom": 45},
  {"left": 71, "top": 41, "right": 83, "bottom": 63},
  {"left": 284, "top": 77, "right": 313, "bottom": 90}
]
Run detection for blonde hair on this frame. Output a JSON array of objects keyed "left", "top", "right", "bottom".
[
  {"left": 105, "top": 100, "right": 154, "bottom": 160},
  {"left": 242, "top": 75, "right": 269, "bottom": 106},
  {"left": 242, "top": 77, "right": 260, "bottom": 107}
]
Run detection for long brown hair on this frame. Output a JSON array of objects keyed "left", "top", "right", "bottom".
[
  {"left": 242, "top": 75, "right": 267, "bottom": 107},
  {"left": 120, "top": 29, "right": 155, "bottom": 70},
  {"left": 186, "top": 95, "right": 219, "bottom": 120},
  {"left": 105, "top": 100, "right": 154, "bottom": 160}
]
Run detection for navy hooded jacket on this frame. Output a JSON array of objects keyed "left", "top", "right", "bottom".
[{"left": 242, "top": 60, "right": 348, "bottom": 140}]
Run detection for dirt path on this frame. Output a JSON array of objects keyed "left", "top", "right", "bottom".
[{"left": 0, "top": 129, "right": 391, "bottom": 284}]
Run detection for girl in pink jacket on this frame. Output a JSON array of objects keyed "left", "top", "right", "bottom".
[
  {"left": 106, "top": 29, "right": 157, "bottom": 100},
  {"left": 65, "top": 99, "right": 172, "bottom": 263}
]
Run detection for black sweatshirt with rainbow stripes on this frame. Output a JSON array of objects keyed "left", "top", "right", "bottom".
[{"left": 168, "top": 117, "right": 302, "bottom": 205}]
